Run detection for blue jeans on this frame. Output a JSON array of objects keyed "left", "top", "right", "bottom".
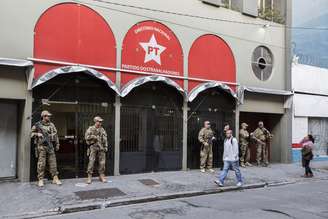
[{"left": 218, "top": 161, "right": 243, "bottom": 184}]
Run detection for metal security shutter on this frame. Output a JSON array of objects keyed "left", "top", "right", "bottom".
[
  {"left": 252, "top": 46, "right": 273, "bottom": 81},
  {"left": 0, "top": 103, "right": 17, "bottom": 178},
  {"left": 309, "top": 118, "right": 328, "bottom": 157}
]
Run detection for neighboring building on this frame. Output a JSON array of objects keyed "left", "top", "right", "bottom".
[
  {"left": 292, "top": 61, "right": 328, "bottom": 162},
  {"left": 0, "top": 0, "right": 292, "bottom": 182}
]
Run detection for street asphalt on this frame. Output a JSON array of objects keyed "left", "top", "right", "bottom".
[{"left": 44, "top": 180, "right": 328, "bottom": 219}]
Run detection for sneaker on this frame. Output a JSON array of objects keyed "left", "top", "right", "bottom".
[
  {"left": 207, "top": 168, "right": 215, "bottom": 173},
  {"left": 200, "top": 168, "right": 206, "bottom": 173},
  {"left": 263, "top": 162, "right": 269, "bottom": 167},
  {"left": 214, "top": 180, "right": 224, "bottom": 187},
  {"left": 246, "top": 162, "right": 253, "bottom": 167},
  {"left": 236, "top": 182, "right": 243, "bottom": 187},
  {"left": 240, "top": 163, "right": 246, "bottom": 168}
]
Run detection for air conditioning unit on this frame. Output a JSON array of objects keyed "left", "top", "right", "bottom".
[{"left": 201, "top": 0, "right": 224, "bottom": 7}]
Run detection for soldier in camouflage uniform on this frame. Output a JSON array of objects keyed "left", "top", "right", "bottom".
[
  {"left": 239, "top": 123, "right": 252, "bottom": 168},
  {"left": 251, "top": 121, "right": 273, "bottom": 167},
  {"left": 31, "top": 110, "right": 62, "bottom": 187},
  {"left": 85, "top": 116, "right": 108, "bottom": 184},
  {"left": 198, "top": 121, "right": 216, "bottom": 173}
]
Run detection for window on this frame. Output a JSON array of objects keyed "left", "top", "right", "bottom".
[
  {"left": 251, "top": 46, "right": 273, "bottom": 81},
  {"left": 258, "top": 0, "right": 285, "bottom": 24}
]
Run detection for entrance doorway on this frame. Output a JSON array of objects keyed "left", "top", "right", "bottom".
[
  {"left": 120, "top": 82, "right": 183, "bottom": 174},
  {"left": 239, "top": 112, "right": 282, "bottom": 163},
  {"left": 188, "top": 88, "right": 235, "bottom": 169},
  {"left": 0, "top": 102, "right": 18, "bottom": 179},
  {"left": 31, "top": 72, "right": 115, "bottom": 180}
]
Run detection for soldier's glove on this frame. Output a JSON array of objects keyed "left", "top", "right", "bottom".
[
  {"left": 37, "top": 133, "right": 43, "bottom": 138},
  {"left": 104, "top": 148, "right": 108, "bottom": 153},
  {"left": 55, "top": 144, "right": 60, "bottom": 151}
]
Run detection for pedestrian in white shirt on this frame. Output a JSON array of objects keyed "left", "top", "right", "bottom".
[{"left": 214, "top": 129, "right": 243, "bottom": 187}]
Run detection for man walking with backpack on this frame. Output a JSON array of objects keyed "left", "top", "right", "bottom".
[{"left": 214, "top": 129, "right": 243, "bottom": 187}]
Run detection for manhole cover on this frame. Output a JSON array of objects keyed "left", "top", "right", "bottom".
[
  {"left": 138, "top": 179, "right": 160, "bottom": 186},
  {"left": 75, "top": 188, "right": 126, "bottom": 200}
]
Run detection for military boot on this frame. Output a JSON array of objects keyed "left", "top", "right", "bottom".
[
  {"left": 38, "top": 179, "right": 44, "bottom": 187},
  {"left": 99, "top": 174, "right": 107, "bottom": 183},
  {"left": 52, "top": 175, "right": 62, "bottom": 185},
  {"left": 86, "top": 174, "right": 92, "bottom": 184}
]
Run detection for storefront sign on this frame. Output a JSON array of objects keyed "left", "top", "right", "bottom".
[{"left": 121, "top": 21, "right": 183, "bottom": 85}]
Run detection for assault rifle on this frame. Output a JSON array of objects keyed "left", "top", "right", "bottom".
[
  {"left": 250, "top": 129, "right": 273, "bottom": 145},
  {"left": 35, "top": 122, "right": 54, "bottom": 152}
]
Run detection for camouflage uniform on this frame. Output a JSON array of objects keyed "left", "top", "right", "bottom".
[
  {"left": 85, "top": 125, "right": 108, "bottom": 175},
  {"left": 198, "top": 127, "right": 214, "bottom": 170},
  {"left": 252, "top": 127, "right": 271, "bottom": 165},
  {"left": 31, "top": 121, "right": 59, "bottom": 180},
  {"left": 239, "top": 125, "right": 250, "bottom": 166}
]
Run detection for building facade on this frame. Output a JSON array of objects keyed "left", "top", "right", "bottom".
[
  {"left": 292, "top": 62, "right": 328, "bottom": 162},
  {"left": 0, "top": 0, "right": 292, "bottom": 182}
]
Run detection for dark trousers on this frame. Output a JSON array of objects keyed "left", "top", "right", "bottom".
[{"left": 304, "top": 159, "right": 313, "bottom": 175}]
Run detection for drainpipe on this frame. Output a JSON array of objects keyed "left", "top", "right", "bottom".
[
  {"left": 182, "top": 52, "right": 188, "bottom": 171},
  {"left": 282, "top": 0, "right": 293, "bottom": 163},
  {"left": 114, "top": 42, "right": 122, "bottom": 176}
]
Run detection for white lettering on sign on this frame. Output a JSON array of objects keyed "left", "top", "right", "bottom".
[
  {"left": 139, "top": 34, "right": 166, "bottom": 65},
  {"left": 134, "top": 26, "right": 171, "bottom": 41},
  {"left": 122, "top": 64, "right": 180, "bottom": 76}
]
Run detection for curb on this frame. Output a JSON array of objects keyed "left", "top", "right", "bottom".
[
  {"left": 2, "top": 209, "right": 59, "bottom": 219},
  {"left": 3, "top": 180, "right": 298, "bottom": 218},
  {"left": 266, "top": 180, "right": 297, "bottom": 187},
  {"left": 59, "top": 182, "right": 267, "bottom": 214}
]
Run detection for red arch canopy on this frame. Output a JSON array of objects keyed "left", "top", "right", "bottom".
[
  {"left": 121, "top": 21, "right": 184, "bottom": 87},
  {"left": 188, "top": 34, "right": 236, "bottom": 91},
  {"left": 34, "top": 3, "right": 116, "bottom": 82}
]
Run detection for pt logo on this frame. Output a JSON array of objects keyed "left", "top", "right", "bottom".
[{"left": 139, "top": 34, "right": 166, "bottom": 65}]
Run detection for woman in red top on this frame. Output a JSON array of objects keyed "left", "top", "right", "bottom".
[{"left": 300, "top": 135, "right": 315, "bottom": 178}]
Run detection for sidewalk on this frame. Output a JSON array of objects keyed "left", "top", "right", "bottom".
[{"left": 1, "top": 161, "right": 328, "bottom": 218}]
